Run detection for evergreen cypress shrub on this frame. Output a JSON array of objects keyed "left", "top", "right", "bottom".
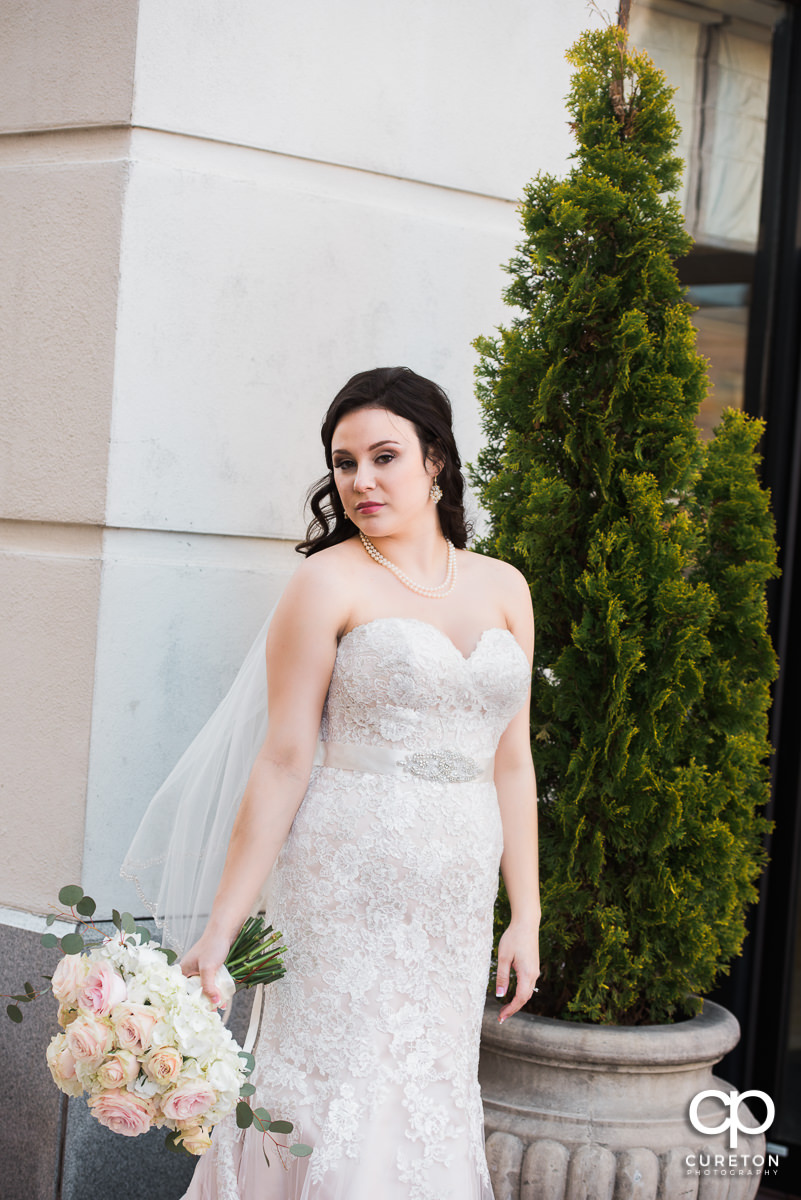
[{"left": 472, "top": 27, "right": 779, "bottom": 1025}]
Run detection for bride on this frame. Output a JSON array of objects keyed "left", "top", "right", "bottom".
[{"left": 167, "top": 366, "right": 539, "bottom": 1198}]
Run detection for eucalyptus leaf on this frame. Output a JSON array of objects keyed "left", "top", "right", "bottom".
[
  {"left": 112, "top": 909, "right": 122, "bottom": 930},
  {"left": 121, "top": 912, "right": 136, "bottom": 934},
  {"left": 136, "top": 926, "right": 151, "bottom": 943},
  {"left": 235, "top": 1101, "right": 254, "bottom": 1129},
  {"left": 40, "top": 933, "right": 58, "bottom": 949},
  {"left": 45, "top": 914, "right": 56, "bottom": 927},
  {"left": 76, "top": 896, "right": 96, "bottom": 917},
  {"left": 290, "top": 1143, "right": 313, "bottom": 1157},
  {"left": 24, "top": 981, "right": 35, "bottom": 996},
  {"left": 162, "top": 948, "right": 178, "bottom": 965},
  {"left": 164, "top": 1131, "right": 190, "bottom": 1156},
  {"left": 253, "top": 1108, "right": 271, "bottom": 1125},
  {"left": 58, "top": 885, "right": 84, "bottom": 907},
  {"left": 60, "top": 933, "right": 84, "bottom": 955},
  {"left": 238, "top": 1050, "right": 255, "bottom": 1074},
  {"left": 239, "top": 1083, "right": 256, "bottom": 1096},
  {"left": 268, "top": 1120, "right": 292, "bottom": 1134},
  {"left": 6, "top": 1005, "right": 22, "bottom": 1023}
]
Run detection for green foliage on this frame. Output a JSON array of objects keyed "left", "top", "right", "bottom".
[
  {"left": 59, "top": 933, "right": 84, "bottom": 955},
  {"left": 164, "top": 1130, "right": 192, "bottom": 1156},
  {"left": 4, "top": 890, "right": 182, "bottom": 1022},
  {"left": 225, "top": 915, "right": 287, "bottom": 988},
  {"left": 236, "top": 1100, "right": 255, "bottom": 1129},
  {"left": 471, "top": 27, "right": 778, "bottom": 1025}
]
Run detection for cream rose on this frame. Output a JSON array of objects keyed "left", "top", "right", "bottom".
[
  {"left": 65, "top": 1014, "right": 113, "bottom": 1067},
  {"left": 112, "top": 1002, "right": 159, "bottom": 1054},
  {"left": 51, "top": 954, "right": 90, "bottom": 1005},
  {"left": 88, "top": 1088, "right": 155, "bottom": 1137},
  {"left": 142, "top": 1045, "right": 183, "bottom": 1085},
  {"left": 77, "top": 960, "right": 128, "bottom": 1017},
  {"left": 46, "top": 1033, "right": 83, "bottom": 1097},
  {"left": 175, "top": 1124, "right": 213, "bottom": 1155},
  {"left": 161, "top": 1079, "right": 217, "bottom": 1123},
  {"left": 57, "top": 1002, "right": 79, "bottom": 1028},
  {"left": 95, "top": 1050, "right": 140, "bottom": 1089}
]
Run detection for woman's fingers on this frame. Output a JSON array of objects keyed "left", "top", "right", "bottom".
[
  {"left": 180, "top": 952, "right": 198, "bottom": 978},
  {"left": 495, "top": 921, "right": 541, "bottom": 1023},
  {"left": 180, "top": 942, "right": 222, "bottom": 1007},
  {"left": 200, "top": 963, "right": 222, "bottom": 1007},
  {"left": 496, "top": 936, "right": 540, "bottom": 1022},
  {"left": 495, "top": 964, "right": 510, "bottom": 998},
  {"left": 498, "top": 967, "right": 540, "bottom": 1023}
]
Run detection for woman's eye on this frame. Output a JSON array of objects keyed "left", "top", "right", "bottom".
[{"left": 334, "top": 454, "right": 395, "bottom": 470}]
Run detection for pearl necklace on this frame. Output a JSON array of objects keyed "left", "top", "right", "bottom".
[{"left": 358, "top": 531, "right": 457, "bottom": 598}]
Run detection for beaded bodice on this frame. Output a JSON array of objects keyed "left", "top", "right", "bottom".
[{"left": 319, "top": 617, "right": 530, "bottom": 761}]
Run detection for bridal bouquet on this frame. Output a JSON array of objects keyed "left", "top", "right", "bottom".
[{"left": 5, "top": 885, "right": 311, "bottom": 1163}]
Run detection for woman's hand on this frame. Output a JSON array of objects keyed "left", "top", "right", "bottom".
[
  {"left": 495, "top": 920, "right": 540, "bottom": 1023},
  {"left": 181, "top": 927, "right": 234, "bottom": 1008}
]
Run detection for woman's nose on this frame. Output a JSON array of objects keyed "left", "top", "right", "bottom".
[{"left": 354, "top": 464, "right": 375, "bottom": 493}]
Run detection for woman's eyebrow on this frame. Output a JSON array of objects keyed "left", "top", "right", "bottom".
[{"left": 332, "top": 440, "right": 402, "bottom": 455}]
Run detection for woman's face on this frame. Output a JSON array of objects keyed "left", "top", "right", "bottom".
[{"left": 331, "top": 406, "right": 439, "bottom": 537}]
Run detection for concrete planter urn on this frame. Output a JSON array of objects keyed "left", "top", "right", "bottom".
[{"left": 479, "top": 999, "right": 769, "bottom": 1200}]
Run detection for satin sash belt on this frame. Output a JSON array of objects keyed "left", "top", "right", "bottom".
[{"left": 314, "top": 741, "right": 495, "bottom": 784}]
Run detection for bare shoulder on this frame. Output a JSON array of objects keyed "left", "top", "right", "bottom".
[
  {"left": 460, "top": 548, "right": 534, "bottom": 645},
  {"left": 272, "top": 542, "right": 358, "bottom": 640},
  {"left": 461, "top": 548, "right": 530, "bottom": 601}
]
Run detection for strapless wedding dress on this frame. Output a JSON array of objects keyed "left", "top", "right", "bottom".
[{"left": 183, "top": 616, "right": 530, "bottom": 1200}]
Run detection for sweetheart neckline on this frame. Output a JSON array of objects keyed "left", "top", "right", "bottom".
[{"left": 337, "top": 615, "right": 525, "bottom": 665}]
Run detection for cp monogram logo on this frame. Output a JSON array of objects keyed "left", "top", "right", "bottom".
[{"left": 689, "top": 1089, "right": 775, "bottom": 1149}]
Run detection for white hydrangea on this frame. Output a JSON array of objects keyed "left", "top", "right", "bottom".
[{"left": 45, "top": 931, "right": 250, "bottom": 1151}]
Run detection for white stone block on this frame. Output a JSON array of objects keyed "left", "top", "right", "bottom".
[
  {"left": 107, "top": 136, "right": 519, "bottom": 536},
  {"left": 133, "top": 0, "right": 590, "bottom": 199}
]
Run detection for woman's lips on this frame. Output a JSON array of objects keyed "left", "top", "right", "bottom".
[{"left": 356, "top": 503, "right": 383, "bottom": 513}]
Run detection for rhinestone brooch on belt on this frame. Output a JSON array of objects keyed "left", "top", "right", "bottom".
[{"left": 400, "top": 750, "right": 482, "bottom": 783}]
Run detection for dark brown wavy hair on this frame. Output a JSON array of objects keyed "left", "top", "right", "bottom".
[{"left": 296, "top": 366, "right": 472, "bottom": 556}]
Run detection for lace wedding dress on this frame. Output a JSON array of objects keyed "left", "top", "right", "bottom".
[{"left": 183, "top": 616, "right": 530, "bottom": 1200}]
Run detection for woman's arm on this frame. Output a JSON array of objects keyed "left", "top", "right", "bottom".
[
  {"left": 494, "top": 568, "right": 540, "bottom": 1023},
  {"left": 181, "top": 557, "right": 348, "bottom": 1004}
]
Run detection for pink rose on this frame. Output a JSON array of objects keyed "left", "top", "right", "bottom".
[
  {"left": 88, "top": 1088, "right": 155, "bottom": 1137},
  {"left": 51, "top": 954, "right": 89, "bottom": 1005},
  {"left": 175, "top": 1124, "right": 213, "bottom": 1155},
  {"left": 161, "top": 1079, "right": 217, "bottom": 1123},
  {"left": 46, "top": 1033, "right": 83, "bottom": 1097},
  {"left": 112, "top": 1002, "right": 159, "bottom": 1054},
  {"left": 95, "top": 1050, "right": 140, "bottom": 1089},
  {"left": 77, "top": 961, "right": 127, "bottom": 1017},
  {"left": 142, "top": 1045, "right": 183, "bottom": 1084},
  {"left": 65, "top": 1014, "right": 113, "bottom": 1067}
]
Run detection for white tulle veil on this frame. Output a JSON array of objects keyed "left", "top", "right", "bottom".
[{"left": 121, "top": 603, "right": 280, "bottom": 957}]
